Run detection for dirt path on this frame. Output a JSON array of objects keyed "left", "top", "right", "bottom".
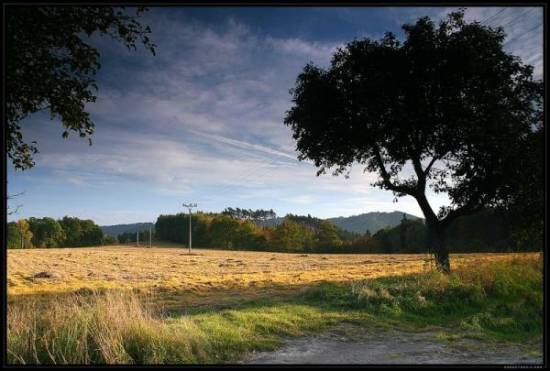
[{"left": 242, "top": 323, "right": 543, "bottom": 365}]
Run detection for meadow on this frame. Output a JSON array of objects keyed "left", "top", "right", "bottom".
[{"left": 7, "top": 246, "right": 543, "bottom": 364}]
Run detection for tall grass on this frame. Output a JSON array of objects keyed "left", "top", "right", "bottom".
[
  {"left": 8, "top": 291, "right": 193, "bottom": 364},
  {"left": 8, "top": 254, "right": 542, "bottom": 364},
  {"left": 306, "top": 254, "right": 543, "bottom": 342},
  {"left": 8, "top": 290, "right": 340, "bottom": 364}
]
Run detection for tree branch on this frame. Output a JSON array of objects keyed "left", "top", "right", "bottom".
[
  {"left": 373, "top": 145, "right": 417, "bottom": 196},
  {"left": 412, "top": 155, "right": 426, "bottom": 191},
  {"left": 7, "top": 191, "right": 25, "bottom": 199},
  {"left": 440, "top": 197, "right": 485, "bottom": 228},
  {"left": 7, "top": 204, "right": 23, "bottom": 216},
  {"left": 424, "top": 156, "right": 438, "bottom": 176}
]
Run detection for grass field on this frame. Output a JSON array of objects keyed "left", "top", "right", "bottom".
[
  {"left": 7, "top": 245, "right": 531, "bottom": 306},
  {"left": 7, "top": 246, "right": 543, "bottom": 364}
]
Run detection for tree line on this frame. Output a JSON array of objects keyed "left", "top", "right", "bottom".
[
  {"left": 7, "top": 216, "right": 108, "bottom": 249},
  {"left": 154, "top": 207, "right": 538, "bottom": 254},
  {"left": 154, "top": 210, "right": 356, "bottom": 253},
  {"left": 8, "top": 207, "right": 539, "bottom": 253}
]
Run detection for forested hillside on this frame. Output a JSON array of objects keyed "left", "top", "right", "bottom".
[{"left": 329, "top": 211, "right": 421, "bottom": 234}]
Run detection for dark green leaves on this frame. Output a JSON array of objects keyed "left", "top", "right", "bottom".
[{"left": 6, "top": 6, "right": 156, "bottom": 170}]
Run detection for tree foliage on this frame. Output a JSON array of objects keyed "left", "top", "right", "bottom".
[
  {"left": 7, "top": 219, "right": 34, "bottom": 249},
  {"left": 316, "top": 220, "right": 343, "bottom": 250},
  {"left": 501, "top": 126, "right": 544, "bottom": 251},
  {"left": 58, "top": 216, "right": 103, "bottom": 247},
  {"left": 7, "top": 216, "right": 103, "bottom": 248},
  {"left": 28, "top": 217, "right": 66, "bottom": 248},
  {"left": 6, "top": 6, "right": 155, "bottom": 169},
  {"left": 222, "top": 208, "right": 277, "bottom": 227},
  {"left": 284, "top": 11, "right": 543, "bottom": 271}
]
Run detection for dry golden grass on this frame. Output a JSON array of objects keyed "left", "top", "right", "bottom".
[{"left": 8, "top": 245, "right": 536, "bottom": 308}]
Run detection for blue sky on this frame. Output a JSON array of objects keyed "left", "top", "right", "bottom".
[{"left": 7, "top": 6, "right": 543, "bottom": 225}]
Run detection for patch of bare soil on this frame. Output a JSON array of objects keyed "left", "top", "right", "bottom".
[{"left": 242, "top": 323, "right": 542, "bottom": 365}]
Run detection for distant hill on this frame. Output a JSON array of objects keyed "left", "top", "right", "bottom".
[
  {"left": 100, "top": 223, "right": 154, "bottom": 237},
  {"left": 261, "top": 211, "right": 421, "bottom": 235},
  {"left": 328, "top": 212, "right": 422, "bottom": 235}
]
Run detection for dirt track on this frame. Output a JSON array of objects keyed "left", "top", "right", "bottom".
[{"left": 243, "top": 323, "right": 543, "bottom": 365}]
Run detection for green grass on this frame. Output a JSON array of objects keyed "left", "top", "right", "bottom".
[
  {"left": 8, "top": 254, "right": 542, "bottom": 364},
  {"left": 301, "top": 254, "right": 543, "bottom": 343}
]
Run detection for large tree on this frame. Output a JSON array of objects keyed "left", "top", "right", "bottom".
[
  {"left": 6, "top": 6, "right": 156, "bottom": 169},
  {"left": 284, "top": 11, "right": 543, "bottom": 272}
]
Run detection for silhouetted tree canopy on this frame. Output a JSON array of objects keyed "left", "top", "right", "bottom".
[
  {"left": 502, "top": 125, "right": 544, "bottom": 250},
  {"left": 6, "top": 6, "right": 156, "bottom": 169},
  {"left": 284, "top": 11, "right": 543, "bottom": 271}
]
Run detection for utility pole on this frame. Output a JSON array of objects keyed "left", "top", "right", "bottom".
[
  {"left": 149, "top": 224, "right": 152, "bottom": 248},
  {"left": 182, "top": 203, "right": 197, "bottom": 253},
  {"left": 136, "top": 231, "right": 139, "bottom": 247}
]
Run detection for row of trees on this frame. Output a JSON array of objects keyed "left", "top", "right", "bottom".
[
  {"left": 154, "top": 211, "right": 356, "bottom": 252},
  {"left": 7, "top": 216, "right": 105, "bottom": 249},
  {"left": 7, "top": 208, "right": 539, "bottom": 253},
  {"left": 154, "top": 208, "right": 538, "bottom": 254}
]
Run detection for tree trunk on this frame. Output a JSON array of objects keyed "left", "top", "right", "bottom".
[{"left": 426, "top": 223, "right": 450, "bottom": 273}]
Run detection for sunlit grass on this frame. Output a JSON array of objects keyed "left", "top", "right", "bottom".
[{"left": 8, "top": 245, "right": 533, "bottom": 306}]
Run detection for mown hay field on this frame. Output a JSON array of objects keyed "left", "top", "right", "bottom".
[
  {"left": 7, "top": 248, "right": 543, "bottom": 364},
  {"left": 7, "top": 245, "right": 537, "bottom": 308}
]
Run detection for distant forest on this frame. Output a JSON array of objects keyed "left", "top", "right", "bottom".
[
  {"left": 7, "top": 217, "right": 112, "bottom": 249},
  {"left": 154, "top": 207, "right": 540, "bottom": 253},
  {"left": 7, "top": 208, "right": 540, "bottom": 253}
]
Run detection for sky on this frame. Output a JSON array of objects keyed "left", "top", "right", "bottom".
[{"left": 7, "top": 6, "right": 544, "bottom": 225}]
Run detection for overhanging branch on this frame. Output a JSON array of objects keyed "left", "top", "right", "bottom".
[
  {"left": 424, "top": 156, "right": 438, "bottom": 176},
  {"left": 440, "top": 196, "right": 485, "bottom": 228},
  {"left": 373, "top": 145, "right": 417, "bottom": 196}
]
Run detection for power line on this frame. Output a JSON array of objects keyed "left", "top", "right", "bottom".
[
  {"left": 479, "top": 8, "right": 506, "bottom": 25},
  {"left": 495, "top": 8, "right": 536, "bottom": 29},
  {"left": 503, "top": 23, "right": 543, "bottom": 47},
  {"left": 474, "top": 7, "right": 542, "bottom": 67}
]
